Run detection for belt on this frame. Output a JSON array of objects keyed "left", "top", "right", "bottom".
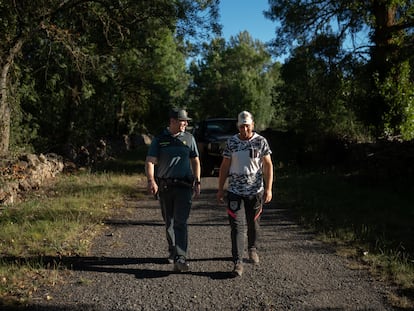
[{"left": 158, "top": 177, "right": 193, "bottom": 188}]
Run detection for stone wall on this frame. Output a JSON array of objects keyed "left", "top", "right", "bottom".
[{"left": 0, "top": 153, "right": 64, "bottom": 205}]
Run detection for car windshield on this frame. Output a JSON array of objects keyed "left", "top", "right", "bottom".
[{"left": 206, "top": 120, "right": 236, "bottom": 135}]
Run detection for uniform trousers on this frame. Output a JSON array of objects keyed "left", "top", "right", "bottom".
[{"left": 159, "top": 185, "right": 193, "bottom": 259}]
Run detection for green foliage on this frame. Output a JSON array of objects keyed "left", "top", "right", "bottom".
[
  {"left": 1, "top": 0, "right": 219, "bottom": 154},
  {"left": 276, "top": 35, "right": 365, "bottom": 140},
  {"left": 189, "top": 32, "right": 278, "bottom": 129},
  {"left": 265, "top": 0, "right": 414, "bottom": 140},
  {"left": 4, "top": 0, "right": 412, "bottom": 154},
  {"left": 376, "top": 61, "right": 414, "bottom": 139},
  {"left": 265, "top": 0, "right": 369, "bottom": 57}
]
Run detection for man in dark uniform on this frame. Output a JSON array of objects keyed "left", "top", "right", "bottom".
[{"left": 145, "top": 107, "right": 201, "bottom": 272}]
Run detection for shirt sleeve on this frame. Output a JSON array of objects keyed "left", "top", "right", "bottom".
[
  {"left": 147, "top": 137, "right": 159, "bottom": 158},
  {"left": 189, "top": 135, "right": 199, "bottom": 158}
]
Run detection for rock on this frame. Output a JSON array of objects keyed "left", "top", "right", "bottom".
[{"left": 0, "top": 153, "right": 65, "bottom": 206}]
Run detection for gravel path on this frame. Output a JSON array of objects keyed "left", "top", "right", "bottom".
[{"left": 27, "top": 177, "right": 394, "bottom": 311}]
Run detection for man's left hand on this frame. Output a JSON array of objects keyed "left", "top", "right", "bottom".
[
  {"left": 193, "top": 183, "right": 201, "bottom": 198},
  {"left": 263, "top": 190, "right": 272, "bottom": 204}
]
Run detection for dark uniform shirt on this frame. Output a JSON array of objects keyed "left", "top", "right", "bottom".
[{"left": 147, "top": 128, "right": 199, "bottom": 179}]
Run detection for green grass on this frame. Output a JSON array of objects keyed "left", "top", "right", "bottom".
[
  {"left": 277, "top": 167, "right": 414, "bottom": 308},
  {"left": 92, "top": 146, "right": 147, "bottom": 174},
  {"left": 0, "top": 147, "right": 149, "bottom": 305}
]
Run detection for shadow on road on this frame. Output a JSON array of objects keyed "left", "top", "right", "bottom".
[{"left": 1, "top": 254, "right": 235, "bottom": 282}]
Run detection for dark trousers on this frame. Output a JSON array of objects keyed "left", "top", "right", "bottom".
[
  {"left": 159, "top": 186, "right": 193, "bottom": 259},
  {"left": 226, "top": 191, "right": 263, "bottom": 263}
]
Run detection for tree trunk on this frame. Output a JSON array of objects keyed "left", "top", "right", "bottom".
[
  {"left": 0, "top": 38, "right": 24, "bottom": 156},
  {"left": 0, "top": 102, "right": 11, "bottom": 156},
  {"left": 369, "top": 1, "right": 400, "bottom": 135},
  {"left": 371, "top": 1, "right": 398, "bottom": 80}
]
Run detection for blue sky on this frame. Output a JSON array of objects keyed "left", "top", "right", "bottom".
[
  {"left": 218, "top": 1, "right": 369, "bottom": 64},
  {"left": 219, "top": 0, "right": 276, "bottom": 44}
]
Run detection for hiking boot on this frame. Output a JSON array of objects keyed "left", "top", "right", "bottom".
[
  {"left": 174, "top": 256, "right": 189, "bottom": 272},
  {"left": 232, "top": 261, "right": 243, "bottom": 277},
  {"left": 167, "top": 253, "right": 175, "bottom": 264},
  {"left": 248, "top": 249, "right": 259, "bottom": 264}
]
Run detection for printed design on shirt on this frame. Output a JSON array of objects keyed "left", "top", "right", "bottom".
[
  {"left": 230, "top": 172, "right": 264, "bottom": 196},
  {"left": 222, "top": 133, "right": 271, "bottom": 196},
  {"left": 250, "top": 148, "right": 259, "bottom": 158}
]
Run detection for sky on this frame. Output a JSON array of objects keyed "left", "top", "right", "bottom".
[
  {"left": 217, "top": 1, "right": 368, "bottom": 64},
  {"left": 219, "top": 0, "right": 276, "bottom": 45}
]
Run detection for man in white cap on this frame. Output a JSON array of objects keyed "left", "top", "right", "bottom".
[
  {"left": 217, "top": 110, "right": 273, "bottom": 277},
  {"left": 146, "top": 107, "right": 201, "bottom": 272}
]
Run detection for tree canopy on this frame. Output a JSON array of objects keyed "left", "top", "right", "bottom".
[
  {"left": 1, "top": 0, "right": 414, "bottom": 159},
  {"left": 265, "top": 0, "right": 414, "bottom": 139},
  {"left": 0, "top": 0, "right": 220, "bottom": 155},
  {"left": 188, "top": 31, "right": 279, "bottom": 130}
]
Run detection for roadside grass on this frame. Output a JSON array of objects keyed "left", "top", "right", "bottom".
[
  {"left": 2, "top": 145, "right": 413, "bottom": 308},
  {"left": 0, "top": 147, "right": 148, "bottom": 306},
  {"left": 276, "top": 167, "right": 414, "bottom": 309}
]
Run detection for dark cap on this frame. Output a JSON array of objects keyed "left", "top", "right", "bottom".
[{"left": 169, "top": 107, "right": 192, "bottom": 121}]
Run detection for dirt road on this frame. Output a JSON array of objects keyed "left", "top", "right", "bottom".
[{"left": 27, "top": 177, "right": 394, "bottom": 310}]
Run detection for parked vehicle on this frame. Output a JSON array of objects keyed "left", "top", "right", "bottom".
[{"left": 192, "top": 118, "right": 237, "bottom": 176}]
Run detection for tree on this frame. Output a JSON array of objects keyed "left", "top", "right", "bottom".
[
  {"left": 265, "top": 0, "right": 414, "bottom": 139},
  {"left": 277, "top": 34, "right": 364, "bottom": 140},
  {"left": 189, "top": 31, "right": 278, "bottom": 130},
  {"left": 0, "top": 0, "right": 220, "bottom": 155}
]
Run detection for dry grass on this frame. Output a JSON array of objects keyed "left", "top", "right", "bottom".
[{"left": 0, "top": 148, "right": 149, "bottom": 306}]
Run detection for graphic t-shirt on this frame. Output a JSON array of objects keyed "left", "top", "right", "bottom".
[{"left": 222, "top": 132, "right": 272, "bottom": 196}]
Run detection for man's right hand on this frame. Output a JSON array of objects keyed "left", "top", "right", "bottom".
[
  {"left": 216, "top": 189, "right": 225, "bottom": 205},
  {"left": 147, "top": 180, "right": 158, "bottom": 196}
]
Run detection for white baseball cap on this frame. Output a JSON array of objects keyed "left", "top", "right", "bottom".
[{"left": 237, "top": 111, "right": 254, "bottom": 126}]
